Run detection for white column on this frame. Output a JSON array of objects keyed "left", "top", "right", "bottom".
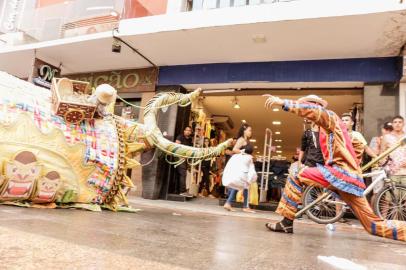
[
  {"left": 166, "top": 0, "right": 188, "bottom": 14},
  {"left": 400, "top": 83, "right": 406, "bottom": 132},
  {"left": 401, "top": 55, "right": 406, "bottom": 132}
]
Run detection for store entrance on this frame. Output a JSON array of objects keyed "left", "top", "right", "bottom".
[{"left": 184, "top": 88, "right": 363, "bottom": 208}]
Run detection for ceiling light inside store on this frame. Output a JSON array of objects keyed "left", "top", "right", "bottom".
[
  {"left": 242, "top": 120, "right": 246, "bottom": 123},
  {"left": 273, "top": 108, "right": 280, "bottom": 112},
  {"left": 254, "top": 146, "right": 258, "bottom": 149},
  {"left": 276, "top": 146, "right": 281, "bottom": 148},
  {"left": 232, "top": 97, "right": 240, "bottom": 109},
  {"left": 275, "top": 131, "right": 281, "bottom": 135},
  {"left": 272, "top": 121, "right": 281, "bottom": 125},
  {"left": 276, "top": 150, "right": 282, "bottom": 153},
  {"left": 275, "top": 139, "right": 282, "bottom": 142},
  {"left": 257, "top": 152, "right": 260, "bottom": 154},
  {"left": 252, "top": 34, "right": 266, "bottom": 43},
  {"left": 249, "top": 139, "right": 256, "bottom": 143}
]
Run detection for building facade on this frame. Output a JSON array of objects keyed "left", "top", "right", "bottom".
[{"left": 1, "top": 0, "right": 406, "bottom": 198}]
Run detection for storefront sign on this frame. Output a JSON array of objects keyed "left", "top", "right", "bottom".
[
  {"left": 67, "top": 68, "right": 158, "bottom": 93},
  {"left": 30, "top": 58, "right": 61, "bottom": 89},
  {"left": 0, "top": 0, "right": 24, "bottom": 33}
]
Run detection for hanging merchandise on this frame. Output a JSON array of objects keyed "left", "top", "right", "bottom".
[
  {"left": 210, "top": 126, "right": 217, "bottom": 139},
  {"left": 204, "top": 120, "right": 212, "bottom": 138},
  {"left": 236, "top": 183, "right": 259, "bottom": 206},
  {"left": 351, "top": 103, "right": 364, "bottom": 132},
  {"left": 197, "top": 109, "right": 206, "bottom": 124},
  {"left": 190, "top": 110, "right": 200, "bottom": 122},
  {"left": 218, "top": 129, "right": 227, "bottom": 143}
]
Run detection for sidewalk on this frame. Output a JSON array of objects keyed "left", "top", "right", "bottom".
[
  {"left": 128, "top": 196, "right": 364, "bottom": 229},
  {"left": 129, "top": 196, "right": 279, "bottom": 220}
]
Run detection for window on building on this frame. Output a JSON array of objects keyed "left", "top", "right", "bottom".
[
  {"left": 123, "top": 0, "right": 168, "bottom": 19},
  {"left": 191, "top": 0, "right": 274, "bottom": 11},
  {"left": 233, "top": 0, "right": 248, "bottom": 6},
  {"left": 249, "top": 0, "right": 263, "bottom": 5},
  {"left": 219, "top": 0, "right": 232, "bottom": 8},
  {"left": 203, "top": 0, "right": 218, "bottom": 9},
  {"left": 192, "top": 0, "right": 204, "bottom": 10}
]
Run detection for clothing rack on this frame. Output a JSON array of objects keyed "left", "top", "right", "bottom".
[{"left": 190, "top": 124, "right": 203, "bottom": 196}]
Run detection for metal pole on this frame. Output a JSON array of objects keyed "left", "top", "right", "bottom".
[
  {"left": 260, "top": 128, "right": 272, "bottom": 202},
  {"left": 265, "top": 129, "right": 272, "bottom": 195},
  {"left": 362, "top": 136, "right": 406, "bottom": 171},
  {"left": 295, "top": 192, "right": 330, "bottom": 218},
  {"left": 259, "top": 130, "right": 268, "bottom": 202}
]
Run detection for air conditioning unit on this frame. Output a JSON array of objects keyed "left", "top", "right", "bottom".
[{"left": 212, "top": 115, "right": 234, "bottom": 131}]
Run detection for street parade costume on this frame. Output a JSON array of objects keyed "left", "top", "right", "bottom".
[
  {"left": 0, "top": 72, "right": 229, "bottom": 211},
  {"left": 275, "top": 99, "right": 406, "bottom": 242}
]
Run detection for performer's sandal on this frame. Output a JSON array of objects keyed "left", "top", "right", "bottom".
[{"left": 265, "top": 222, "right": 293, "bottom": 234}]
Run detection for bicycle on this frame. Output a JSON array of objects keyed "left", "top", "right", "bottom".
[{"left": 296, "top": 136, "right": 406, "bottom": 224}]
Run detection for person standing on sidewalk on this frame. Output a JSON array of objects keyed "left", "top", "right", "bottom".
[
  {"left": 223, "top": 123, "right": 256, "bottom": 213},
  {"left": 299, "top": 120, "right": 324, "bottom": 169},
  {"left": 175, "top": 126, "right": 193, "bottom": 197},
  {"left": 369, "top": 122, "right": 393, "bottom": 156},
  {"left": 381, "top": 116, "right": 406, "bottom": 185},
  {"left": 199, "top": 137, "right": 213, "bottom": 196},
  {"left": 341, "top": 113, "right": 377, "bottom": 164},
  {"left": 224, "top": 137, "right": 237, "bottom": 165}
]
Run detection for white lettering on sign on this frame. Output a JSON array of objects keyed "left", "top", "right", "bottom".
[
  {"left": 1, "top": 0, "right": 23, "bottom": 33},
  {"left": 39, "top": 65, "right": 59, "bottom": 82}
]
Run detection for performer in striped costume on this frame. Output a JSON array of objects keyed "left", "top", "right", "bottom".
[{"left": 263, "top": 94, "right": 405, "bottom": 242}]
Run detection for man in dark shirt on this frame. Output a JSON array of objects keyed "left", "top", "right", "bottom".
[
  {"left": 299, "top": 120, "right": 324, "bottom": 168},
  {"left": 175, "top": 126, "right": 193, "bottom": 196},
  {"left": 224, "top": 138, "right": 237, "bottom": 165}
]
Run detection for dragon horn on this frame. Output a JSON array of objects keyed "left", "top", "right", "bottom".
[{"left": 143, "top": 88, "right": 232, "bottom": 159}]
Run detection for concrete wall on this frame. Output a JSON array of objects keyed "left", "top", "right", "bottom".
[
  {"left": 128, "top": 91, "right": 156, "bottom": 197},
  {"left": 363, "top": 84, "right": 399, "bottom": 141}
]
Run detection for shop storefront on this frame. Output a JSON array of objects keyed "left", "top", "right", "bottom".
[{"left": 152, "top": 56, "right": 403, "bottom": 207}]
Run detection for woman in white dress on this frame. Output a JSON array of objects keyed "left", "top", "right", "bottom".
[{"left": 223, "top": 124, "right": 256, "bottom": 213}]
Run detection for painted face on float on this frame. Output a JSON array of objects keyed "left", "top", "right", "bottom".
[
  {"left": 3, "top": 151, "right": 41, "bottom": 197},
  {"left": 37, "top": 171, "right": 61, "bottom": 201}
]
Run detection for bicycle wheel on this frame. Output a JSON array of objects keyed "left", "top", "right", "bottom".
[
  {"left": 373, "top": 184, "right": 406, "bottom": 221},
  {"left": 303, "top": 185, "right": 346, "bottom": 224}
]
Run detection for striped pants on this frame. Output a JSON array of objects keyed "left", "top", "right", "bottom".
[{"left": 277, "top": 167, "right": 406, "bottom": 242}]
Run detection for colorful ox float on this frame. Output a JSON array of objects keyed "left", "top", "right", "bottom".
[{"left": 0, "top": 72, "right": 230, "bottom": 211}]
